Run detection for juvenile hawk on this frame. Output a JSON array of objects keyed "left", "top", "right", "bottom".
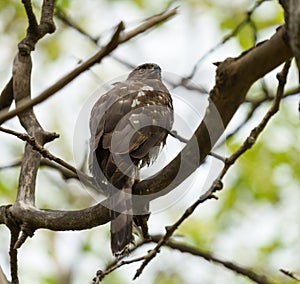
[{"left": 89, "top": 63, "right": 173, "bottom": 255}]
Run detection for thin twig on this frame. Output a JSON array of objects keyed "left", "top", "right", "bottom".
[
  {"left": 186, "top": 0, "right": 268, "bottom": 80},
  {"left": 0, "top": 126, "right": 96, "bottom": 190},
  {"left": 280, "top": 269, "right": 300, "bottom": 282},
  {"left": 223, "top": 86, "right": 299, "bottom": 144},
  {"left": 168, "top": 130, "right": 189, "bottom": 143},
  {"left": 93, "top": 256, "right": 146, "bottom": 284},
  {"left": 56, "top": 8, "right": 210, "bottom": 96},
  {"left": 151, "top": 236, "right": 274, "bottom": 284},
  {"left": 97, "top": 235, "right": 274, "bottom": 284},
  {"left": 0, "top": 8, "right": 177, "bottom": 124},
  {"left": 96, "top": 239, "right": 147, "bottom": 282},
  {"left": 133, "top": 191, "right": 219, "bottom": 279},
  {"left": 221, "top": 60, "right": 291, "bottom": 177},
  {"left": 169, "top": 131, "right": 226, "bottom": 162},
  {"left": 209, "top": 151, "right": 226, "bottom": 162},
  {"left": 13, "top": 231, "right": 29, "bottom": 249}
]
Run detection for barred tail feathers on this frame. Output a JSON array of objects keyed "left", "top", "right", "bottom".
[{"left": 110, "top": 178, "right": 134, "bottom": 256}]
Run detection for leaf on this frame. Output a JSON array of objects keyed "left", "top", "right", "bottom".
[
  {"left": 55, "top": 0, "right": 71, "bottom": 12},
  {"left": 237, "top": 23, "right": 256, "bottom": 49}
]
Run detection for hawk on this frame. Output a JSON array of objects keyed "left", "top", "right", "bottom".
[{"left": 89, "top": 63, "right": 173, "bottom": 255}]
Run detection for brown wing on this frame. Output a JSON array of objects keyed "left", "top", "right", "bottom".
[
  {"left": 89, "top": 72, "right": 173, "bottom": 256},
  {"left": 89, "top": 80, "right": 173, "bottom": 189}
]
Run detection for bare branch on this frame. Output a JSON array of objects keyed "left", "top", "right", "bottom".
[
  {"left": 0, "top": 158, "right": 99, "bottom": 193},
  {"left": 209, "top": 151, "right": 226, "bottom": 162},
  {"left": 133, "top": 192, "right": 219, "bottom": 279},
  {"left": 118, "top": 7, "right": 177, "bottom": 43},
  {"left": 0, "top": 126, "right": 96, "bottom": 191},
  {"left": 288, "top": 0, "right": 300, "bottom": 74},
  {"left": 7, "top": 215, "right": 20, "bottom": 284},
  {"left": 55, "top": 9, "right": 209, "bottom": 96},
  {"left": 0, "top": 7, "right": 177, "bottom": 125},
  {"left": 55, "top": 10, "right": 98, "bottom": 43},
  {"left": 4, "top": 200, "right": 111, "bottom": 231},
  {"left": 97, "top": 235, "right": 274, "bottom": 284},
  {"left": 280, "top": 269, "right": 300, "bottom": 282},
  {"left": 0, "top": 78, "right": 14, "bottom": 115},
  {"left": 11, "top": 0, "right": 57, "bottom": 208},
  {"left": 93, "top": 256, "right": 146, "bottom": 283},
  {"left": 151, "top": 236, "right": 275, "bottom": 284},
  {"left": 39, "top": 0, "right": 55, "bottom": 34},
  {"left": 186, "top": 0, "right": 267, "bottom": 80},
  {"left": 168, "top": 130, "right": 189, "bottom": 143},
  {"left": 221, "top": 60, "right": 291, "bottom": 176}
]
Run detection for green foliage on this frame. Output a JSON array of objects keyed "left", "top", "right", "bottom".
[
  {"left": 154, "top": 271, "right": 184, "bottom": 284},
  {"left": 237, "top": 23, "right": 256, "bottom": 49},
  {"left": 101, "top": 273, "right": 126, "bottom": 284},
  {"left": 101, "top": 0, "right": 169, "bottom": 10},
  {"left": 218, "top": 0, "right": 284, "bottom": 48},
  {"left": 0, "top": 0, "right": 298, "bottom": 283},
  {"left": 41, "top": 276, "right": 57, "bottom": 284},
  {"left": 55, "top": 0, "right": 71, "bottom": 12},
  {"left": 0, "top": 0, "right": 26, "bottom": 39},
  {"left": 0, "top": 169, "right": 18, "bottom": 203},
  {"left": 258, "top": 238, "right": 282, "bottom": 256},
  {"left": 178, "top": 217, "right": 216, "bottom": 248},
  {"left": 39, "top": 37, "right": 61, "bottom": 61},
  {"left": 220, "top": 103, "right": 299, "bottom": 215}
]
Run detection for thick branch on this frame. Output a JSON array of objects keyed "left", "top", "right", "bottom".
[
  {"left": 133, "top": 26, "right": 292, "bottom": 199},
  {"left": 4, "top": 200, "right": 110, "bottom": 231},
  {"left": 288, "top": 0, "right": 300, "bottom": 74},
  {"left": 5, "top": 3, "right": 57, "bottom": 281}
]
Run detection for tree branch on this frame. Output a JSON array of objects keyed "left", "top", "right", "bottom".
[
  {"left": 5, "top": 2, "right": 57, "bottom": 282},
  {"left": 0, "top": 7, "right": 177, "bottom": 125},
  {"left": 96, "top": 235, "right": 275, "bottom": 284},
  {"left": 151, "top": 236, "right": 275, "bottom": 284},
  {"left": 133, "top": 26, "right": 292, "bottom": 200},
  {"left": 133, "top": 60, "right": 291, "bottom": 279},
  {"left": 2, "top": 200, "right": 110, "bottom": 232},
  {"left": 186, "top": 0, "right": 267, "bottom": 80},
  {"left": 287, "top": 0, "right": 300, "bottom": 74},
  {"left": 12, "top": 0, "right": 57, "bottom": 206},
  {"left": 0, "top": 78, "right": 14, "bottom": 114},
  {"left": 280, "top": 269, "right": 300, "bottom": 282},
  {"left": 0, "top": 126, "right": 97, "bottom": 191}
]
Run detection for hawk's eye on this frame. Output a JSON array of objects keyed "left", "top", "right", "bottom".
[{"left": 138, "top": 68, "right": 146, "bottom": 73}]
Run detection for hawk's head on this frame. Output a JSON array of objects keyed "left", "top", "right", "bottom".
[{"left": 127, "top": 63, "right": 161, "bottom": 81}]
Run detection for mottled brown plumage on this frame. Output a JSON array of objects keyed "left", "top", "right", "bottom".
[{"left": 89, "top": 63, "right": 173, "bottom": 255}]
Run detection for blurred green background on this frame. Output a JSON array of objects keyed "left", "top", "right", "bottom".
[{"left": 0, "top": 0, "right": 299, "bottom": 283}]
